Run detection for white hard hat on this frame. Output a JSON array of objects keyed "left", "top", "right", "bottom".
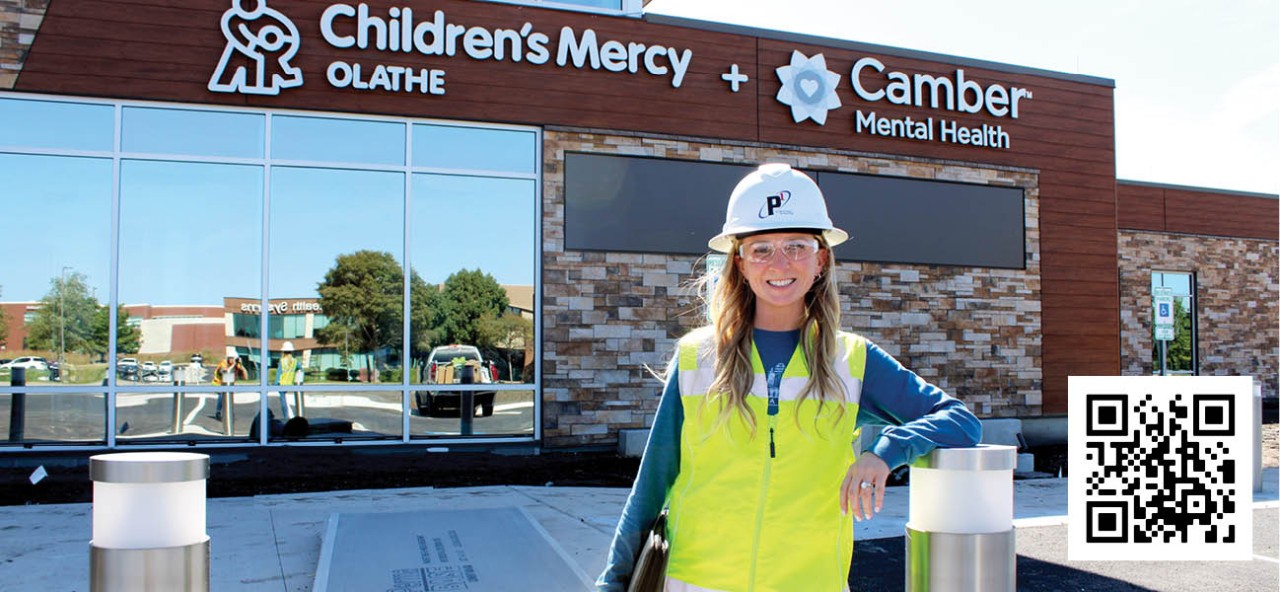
[
  {"left": 282, "top": 341, "right": 294, "bottom": 353},
  {"left": 708, "top": 163, "right": 848, "bottom": 253}
]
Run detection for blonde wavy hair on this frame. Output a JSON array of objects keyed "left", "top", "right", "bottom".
[{"left": 694, "top": 234, "right": 847, "bottom": 435}]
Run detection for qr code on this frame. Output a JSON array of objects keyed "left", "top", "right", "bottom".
[{"left": 1067, "top": 376, "right": 1254, "bottom": 561}]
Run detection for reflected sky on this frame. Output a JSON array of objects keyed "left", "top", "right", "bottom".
[
  {"left": 270, "top": 167, "right": 404, "bottom": 297},
  {"left": 123, "top": 107, "right": 264, "bottom": 159},
  {"left": 119, "top": 160, "right": 263, "bottom": 304},
  {"left": 273, "top": 116, "right": 405, "bottom": 166},
  {"left": 0, "top": 154, "right": 111, "bottom": 301},
  {"left": 1, "top": 97, "right": 537, "bottom": 307},
  {"left": 413, "top": 174, "right": 535, "bottom": 285},
  {"left": 413, "top": 125, "right": 535, "bottom": 173},
  {"left": 0, "top": 98, "right": 113, "bottom": 152}
]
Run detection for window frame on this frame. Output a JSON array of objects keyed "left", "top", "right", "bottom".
[
  {"left": 1150, "top": 270, "right": 1198, "bottom": 376},
  {"left": 0, "top": 91, "right": 543, "bottom": 450}
]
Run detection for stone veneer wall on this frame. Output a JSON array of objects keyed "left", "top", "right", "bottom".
[
  {"left": 1118, "top": 230, "right": 1279, "bottom": 397},
  {"left": 542, "top": 128, "right": 1043, "bottom": 447},
  {"left": 0, "top": 0, "right": 45, "bottom": 89}
]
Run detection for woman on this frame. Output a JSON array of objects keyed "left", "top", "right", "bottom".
[{"left": 597, "top": 163, "right": 982, "bottom": 592}]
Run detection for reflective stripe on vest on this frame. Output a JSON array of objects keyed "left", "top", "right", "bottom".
[{"left": 667, "top": 326, "right": 868, "bottom": 592}]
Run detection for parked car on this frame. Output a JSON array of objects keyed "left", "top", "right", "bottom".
[
  {"left": 414, "top": 345, "right": 498, "bottom": 417},
  {"left": 0, "top": 356, "right": 49, "bottom": 371},
  {"left": 326, "top": 367, "right": 361, "bottom": 382},
  {"left": 158, "top": 360, "right": 173, "bottom": 379},
  {"left": 117, "top": 358, "right": 140, "bottom": 381}
]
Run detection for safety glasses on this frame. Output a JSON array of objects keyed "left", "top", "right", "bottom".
[{"left": 738, "top": 237, "right": 821, "bottom": 264}]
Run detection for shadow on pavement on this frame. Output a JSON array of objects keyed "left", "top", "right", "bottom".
[{"left": 850, "top": 536, "right": 1158, "bottom": 592}]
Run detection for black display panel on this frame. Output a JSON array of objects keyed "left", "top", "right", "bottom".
[{"left": 565, "top": 152, "right": 1025, "bottom": 269}]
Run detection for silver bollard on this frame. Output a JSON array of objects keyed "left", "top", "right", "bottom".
[
  {"left": 906, "top": 445, "right": 1017, "bottom": 592},
  {"left": 1254, "top": 382, "right": 1263, "bottom": 492},
  {"left": 90, "top": 452, "right": 210, "bottom": 592}
]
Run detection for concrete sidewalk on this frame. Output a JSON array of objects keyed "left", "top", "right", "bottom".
[{"left": 1, "top": 469, "right": 1276, "bottom": 591}]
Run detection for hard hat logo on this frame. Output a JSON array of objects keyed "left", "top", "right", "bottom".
[
  {"left": 708, "top": 163, "right": 850, "bottom": 253},
  {"left": 760, "top": 191, "right": 794, "bottom": 218}
]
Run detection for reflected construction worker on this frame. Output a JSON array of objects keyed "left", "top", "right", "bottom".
[
  {"left": 213, "top": 353, "right": 247, "bottom": 421},
  {"left": 275, "top": 341, "right": 298, "bottom": 419},
  {"left": 597, "top": 163, "right": 982, "bottom": 591}
]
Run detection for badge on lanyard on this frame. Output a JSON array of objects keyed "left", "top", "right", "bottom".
[{"left": 766, "top": 362, "right": 785, "bottom": 416}]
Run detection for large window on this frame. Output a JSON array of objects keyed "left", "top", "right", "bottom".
[
  {"left": 0, "top": 94, "right": 539, "bottom": 448},
  {"left": 1151, "top": 271, "right": 1196, "bottom": 375}
]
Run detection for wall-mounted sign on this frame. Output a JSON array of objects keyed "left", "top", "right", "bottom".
[
  {"left": 1153, "top": 286, "right": 1175, "bottom": 342},
  {"left": 209, "top": 0, "right": 305, "bottom": 95},
  {"left": 209, "top": 0, "right": 693, "bottom": 97},
  {"left": 239, "top": 301, "right": 324, "bottom": 315},
  {"left": 202, "top": 1, "right": 1032, "bottom": 152},
  {"left": 774, "top": 51, "right": 1032, "bottom": 150}
]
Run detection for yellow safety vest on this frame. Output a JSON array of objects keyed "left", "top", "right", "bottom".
[{"left": 667, "top": 326, "right": 868, "bottom": 592}]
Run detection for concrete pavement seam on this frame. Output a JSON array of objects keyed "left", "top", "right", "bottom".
[
  {"left": 267, "top": 508, "right": 290, "bottom": 592},
  {"left": 505, "top": 486, "right": 617, "bottom": 536}
]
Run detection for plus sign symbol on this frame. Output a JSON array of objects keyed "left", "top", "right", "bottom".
[{"left": 722, "top": 64, "right": 749, "bottom": 92}]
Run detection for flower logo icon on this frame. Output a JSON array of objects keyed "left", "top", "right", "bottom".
[{"left": 775, "top": 51, "right": 842, "bottom": 125}]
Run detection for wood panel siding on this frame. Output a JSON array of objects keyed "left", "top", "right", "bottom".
[
  {"left": 1118, "top": 182, "right": 1278, "bottom": 240},
  {"left": 14, "top": 0, "right": 1131, "bottom": 417}
]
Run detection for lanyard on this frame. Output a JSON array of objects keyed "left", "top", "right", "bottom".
[
  {"left": 766, "top": 362, "right": 785, "bottom": 458},
  {"left": 766, "top": 362, "right": 785, "bottom": 416}
]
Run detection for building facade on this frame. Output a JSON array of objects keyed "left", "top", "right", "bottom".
[{"left": 1, "top": 0, "right": 1275, "bottom": 450}]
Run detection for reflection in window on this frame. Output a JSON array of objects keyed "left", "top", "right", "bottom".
[
  {"left": 268, "top": 390, "right": 404, "bottom": 441},
  {"left": 233, "top": 313, "right": 260, "bottom": 338},
  {"left": 412, "top": 124, "right": 536, "bottom": 173},
  {"left": 272, "top": 116, "right": 405, "bottom": 166},
  {"left": 1151, "top": 271, "right": 1196, "bottom": 375},
  {"left": 119, "top": 160, "right": 263, "bottom": 374},
  {"left": 123, "top": 107, "right": 264, "bottom": 158},
  {"left": 0, "top": 154, "right": 112, "bottom": 386},
  {"left": 0, "top": 392, "right": 106, "bottom": 443},
  {"left": 0, "top": 94, "right": 538, "bottom": 445},
  {"left": 116, "top": 391, "right": 256, "bottom": 442},
  {"left": 410, "top": 175, "right": 536, "bottom": 384},
  {"left": 409, "top": 389, "right": 535, "bottom": 437},
  {"left": 271, "top": 167, "right": 404, "bottom": 383},
  {"left": 0, "top": 98, "right": 113, "bottom": 151}
]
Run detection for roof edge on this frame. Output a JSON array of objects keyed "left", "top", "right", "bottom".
[
  {"left": 642, "top": 13, "right": 1116, "bottom": 88},
  {"left": 1118, "top": 179, "right": 1279, "bottom": 200}
]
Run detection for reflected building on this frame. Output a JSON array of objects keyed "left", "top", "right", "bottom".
[
  {"left": 126, "top": 304, "right": 225, "bottom": 357},
  {"left": 0, "top": 302, "right": 40, "bottom": 355}
]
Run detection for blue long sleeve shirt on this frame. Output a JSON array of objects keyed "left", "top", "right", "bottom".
[{"left": 595, "top": 329, "right": 982, "bottom": 591}]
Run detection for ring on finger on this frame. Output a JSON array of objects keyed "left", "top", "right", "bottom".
[{"left": 859, "top": 481, "right": 872, "bottom": 491}]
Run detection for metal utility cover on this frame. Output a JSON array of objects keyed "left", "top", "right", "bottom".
[{"left": 313, "top": 507, "right": 593, "bottom": 592}]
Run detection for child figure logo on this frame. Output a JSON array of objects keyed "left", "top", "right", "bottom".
[{"left": 208, "top": 0, "right": 303, "bottom": 96}]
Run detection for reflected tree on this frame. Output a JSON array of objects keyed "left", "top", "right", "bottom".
[
  {"left": 315, "top": 250, "right": 433, "bottom": 382},
  {"left": 431, "top": 269, "right": 509, "bottom": 347},
  {"left": 477, "top": 311, "right": 532, "bottom": 382},
  {"left": 1150, "top": 299, "right": 1194, "bottom": 373},
  {"left": 89, "top": 305, "right": 139, "bottom": 361},
  {"left": 24, "top": 271, "right": 98, "bottom": 359}
]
